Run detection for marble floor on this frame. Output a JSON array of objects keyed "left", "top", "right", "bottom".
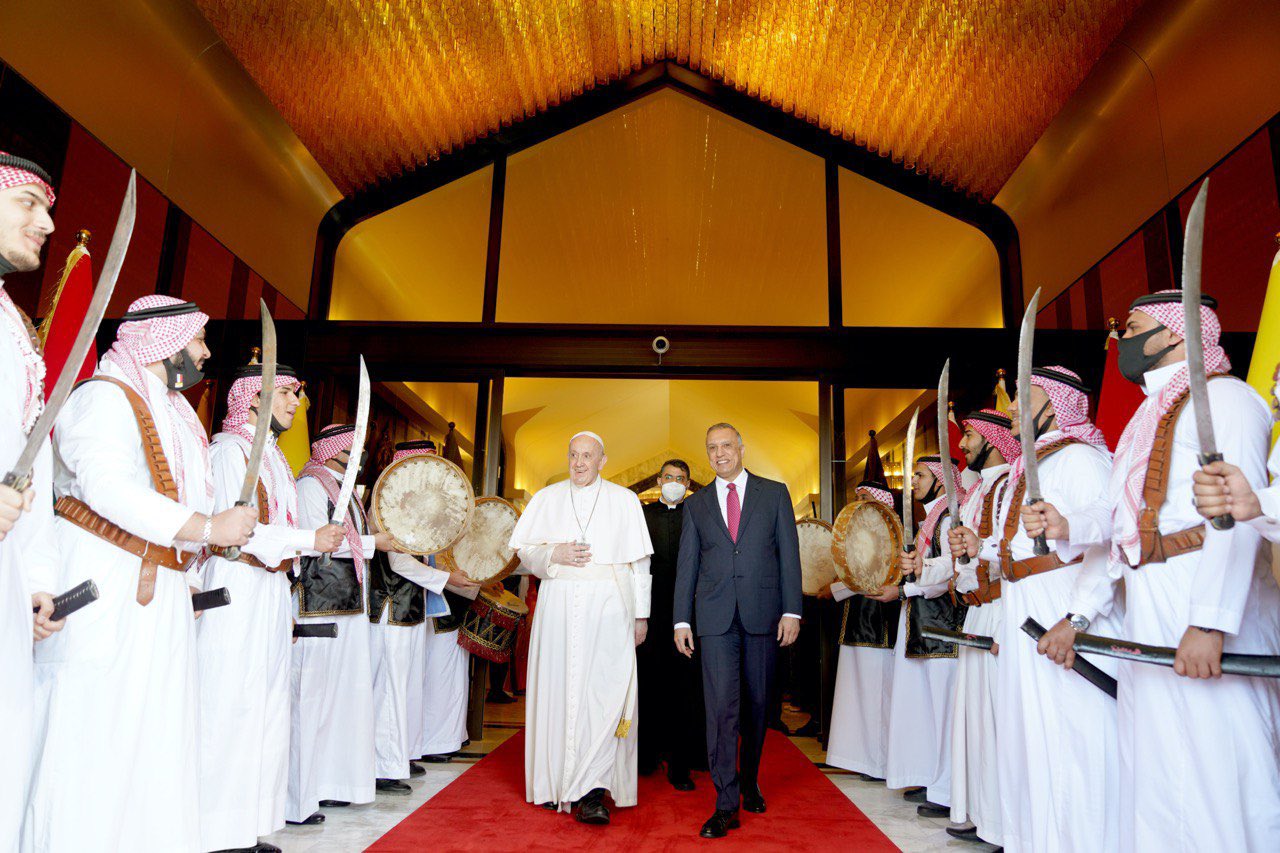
[{"left": 262, "top": 699, "right": 998, "bottom": 852}]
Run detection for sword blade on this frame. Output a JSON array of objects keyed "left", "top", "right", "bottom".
[
  {"left": 1016, "top": 288, "right": 1051, "bottom": 556},
  {"left": 920, "top": 625, "right": 992, "bottom": 651},
  {"left": 937, "top": 359, "right": 968, "bottom": 564},
  {"left": 1071, "top": 627, "right": 1280, "bottom": 678},
  {"left": 330, "top": 356, "right": 371, "bottom": 526},
  {"left": 1020, "top": 618, "right": 1118, "bottom": 698},
  {"left": 237, "top": 300, "right": 277, "bottom": 505},
  {"left": 3, "top": 171, "right": 136, "bottom": 492},
  {"left": 902, "top": 407, "right": 919, "bottom": 549}
]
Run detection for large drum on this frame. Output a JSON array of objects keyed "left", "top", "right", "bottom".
[
  {"left": 459, "top": 588, "right": 529, "bottom": 663},
  {"left": 371, "top": 453, "right": 474, "bottom": 555},
  {"left": 831, "top": 499, "right": 904, "bottom": 594},
  {"left": 437, "top": 496, "right": 522, "bottom": 584},
  {"left": 796, "top": 518, "right": 837, "bottom": 595}
]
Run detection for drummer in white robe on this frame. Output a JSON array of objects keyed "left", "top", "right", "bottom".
[
  {"left": 0, "top": 154, "right": 63, "bottom": 853},
  {"left": 370, "top": 439, "right": 480, "bottom": 783},
  {"left": 942, "top": 409, "right": 1018, "bottom": 847},
  {"left": 27, "top": 296, "right": 257, "bottom": 852},
  {"left": 877, "top": 456, "right": 963, "bottom": 815},
  {"left": 1030, "top": 293, "right": 1280, "bottom": 852},
  {"left": 512, "top": 431, "right": 653, "bottom": 825},
  {"left": 417, "top": 565, "right": 478, "bottom": 760},
  {"left": 287, "top": 424, "right": 396, "bottom": 824},
  {"left": 825, "top": 482, "right": 899, "bottom": 781},
  {"left": 196, "top": 361, "right": 344, "bottom": 852}
]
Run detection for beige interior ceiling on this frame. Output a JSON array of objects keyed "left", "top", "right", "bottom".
[
  {"left": 996, "top": 0, "right": 1280, "bottom": 307},
  {"left": 497, "top": 89, "right": 828, "bottom": 327},
  {"left": 496, "top": 378, "right": 819, "bottom": 508},
  {"left": 331, "top": 166, "right": 493, "bottom": 321},
  {"left": 839, "top": 170, "right": 1002, "bottom": 328}
]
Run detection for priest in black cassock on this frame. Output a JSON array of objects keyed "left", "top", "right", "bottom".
[{"left": 637, "top": 459, "right": 707, "bottom": 790}]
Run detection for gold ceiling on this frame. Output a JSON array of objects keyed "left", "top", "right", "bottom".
[{"left": 196, "top": 0, "right": 1143, "bottom": 198}]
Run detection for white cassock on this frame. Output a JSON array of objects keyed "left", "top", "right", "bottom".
[
  {"left": 512, "top": 476, "right": 653, "bottom": 810},
  {"left": 824, "top": 582, "right": 894, "bottom": 779},
  {"left": 978, "top": 432, "right": 1119, "bottom": 853},
  {"left": 197, "top": 432, "right": 315, "bottom": 850},
  {"left": 884, "top": 495, "right": 956, "bottom": 805},
  {"left": 286, "top": 475, "right": 377, "bottom": 821},
  {"left": 1071, "top": 367, "right": 1280, "bottom": 852},
  {"left": 370, "top": 553, "right": 448, "bottom": 778},
  {"left": 947, "top": 462, "right": 1008, "bottom": 844},
  {"left": 417, "top": 597, "right": 472, "bottom": 757},
  {"left": 0, "top": 285, "right": 57, "bottom": 853},
  {"left": 26, "top": 361, "right": 212, "bottom": 852}
]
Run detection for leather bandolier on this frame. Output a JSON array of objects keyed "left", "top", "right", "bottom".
[
  {"left": 210, "top": 478, "right": 290, "bottom": 572},
  {"left": 905, "top": 508, "right": 967, "bottom": 659},
  {"left": 54, "top": 376, "right": 186, "bottom": 606},
  {"left": 296, "top": 495, "right": 363, "bottom": 616},
  {"left": 960, "top": 472, "right": 1009, "bottom": 607},
  {"left": 366, "top": 550, "right": 426, "bottom": 627},
  {"left": 1125, "top": 377, "right": 1228, "bottom": 568},
  {"left": 999, "top": 436, "right": 1085, "bottom": 582}
]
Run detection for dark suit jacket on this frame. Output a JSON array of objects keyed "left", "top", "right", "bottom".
[
  {"left": 673, "top": 472, "right": 803, "bottom": 637},
  {"left": 642, "top": 500, "right": 684, "bottom": 632}
]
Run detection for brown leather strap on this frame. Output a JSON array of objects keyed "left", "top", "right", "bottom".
[
  {"left": 998, "top": 437, "right": 1082, "bottom": 581},
  {"left": 960, "top": 560, "right": 1002, "bottom": 607},
  {"left": 1005, "top": 550, "right": 1080, "bottom": 582},
  {"left": 56, "top": 497, "right": 185, "bottom": 604},
  {"left": 208, "top": 454, "right": 286, "bottom": 571},
  {"left": 1132, "top": 375, "right": 1227, "bottom": 567},
  {"left": 977, "top": 473, "right": 1008, "bottom": 539},
  {"left": 70, "top": 377, "right": 184, "bottom": 603}
]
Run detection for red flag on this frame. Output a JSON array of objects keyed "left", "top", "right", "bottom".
[
  {"left": 1096, "top": 320, "right": 1145, "bottom": 451},
  {"left": 946, "top": 401, "right": 965, "bottom": 464},
  {"left": 862, "top": 429, "right": 887, "bottom": 484},
  {"left": 37, "top": 230, "right": 96, "bottom": 398}
]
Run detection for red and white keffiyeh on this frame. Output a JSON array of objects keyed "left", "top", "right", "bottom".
[
  {"left": 855, "top": 482, "right": 893, "bottom": 509},
  {"left": 392, "top": 439, "right": 437, "bottom": 464},
  {"left": 299, "top": 423, "right": 367, "bottom": 579},
  {"left": 104, "top": 295, "right": 211, "bottom": 501},
  {"left": 222, "top": 370, "right": 300, "bottom": 525},
  {"left": 0, "top": 285, "right": 44, "bottom": 433},
  {"left": 0, "top": 153, "right": 55, "bottom": 206},
  {"left": 1008, "top": 366, "right": 1109, "bottom": 488},
  {"left": 918, "top": 455, "right": 964, "bottom": 552},
  {"left": 962, "top": 408, "right": 1021, "bottom": 466},
  {"left": 1111, "top": 292, "right": 1231, "bottom": 564}
]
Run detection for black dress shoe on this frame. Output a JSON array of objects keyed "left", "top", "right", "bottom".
[
  {"left": 853, "top": 772, "right": 885, "bottom": 782},
  {"left": 903, "top": 787, "right": 927, "bottom": 803},
  {"left": 461, "top": 738, "right": 471, "bottom": 747},
  {"left": 669, "top": 776, "right": 695, "bottom": 792},
  {"left": 917, "top": 802, "right": 950, "bottom": 818},
  {"left": 420, "top": 753, "right": 453, "bottom": 763},
  {"left": 946, "top": 826, "right": 985, "bottom": 843},
  {"left": 575, "top": 789, "right": 610, "bottom": 825},
  {"left": 793, "top": 718, "right": 822, "bottom": 738},
  {"left": 699, "top": 810, "right": 741, "bottom": 838},
  {"left": 319, "top": 800, "right": 350, "bottom": 808},
  {"left": 408, "top": 762, "right": 425, "bottom": 777},
  {"left": 285, "top": 812, "right": 325, "bottom": 826},
  {"left": 741, "top": 788, "right": 767, "bottom": 814},
  {"left": 377, "top": 778, "right": 412, "bottom": 794},
  {"left": 540, "top": 801, "right": 559, "bottom": 810},
  {"left": 253, "top": 844, "right": 283, "bottom": 853},
  {"left": 487, "top": 690, "right": 517, "bottom": 704}
]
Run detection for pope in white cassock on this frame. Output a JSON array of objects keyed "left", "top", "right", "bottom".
[{"left": 511, "top": 431, "right": 653, "bottom": 826}]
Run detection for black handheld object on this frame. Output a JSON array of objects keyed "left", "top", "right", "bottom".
[
  {"left": 293, "top": 622, "right": 339, "bottom": 639},
  {"left": 1021, "top": 618, "right": 1118, "bottom": 699},
  {"left": 1198, "top": 452, "right": 1236, "bottom": 531},
  {"left": 35, "top": 579, "right": 100, "bottom": 621},
  {"left": 191, "top": 587, "right": 232, "bottom": 612}
]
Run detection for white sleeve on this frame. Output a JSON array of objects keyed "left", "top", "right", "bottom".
[
  {"left": 632, "top": 555, "right": 652, "bottom": 619},
  {"left": 1066, "top": 544, "right": 1121, "bottom": 622},
  {"left": 23, "top": 441, "right": 59, "bottom": 594},
  {"left": 295, "top": 477, "right": 374, "bottom": 557},
  {"left": 830, "top": 581, "right": 854, "bottom": 602},
  {"left": 211, "top": 442, "right": 313, "bottom": 565},
  {"left": 917, "top": 513, "right": 956, "bottom": 588},
  {"left": 517, "top": 544, "right": 559, "bottom": 580},
  {"left": 388, "top": 551, "right": 450, "bottom": 591},
  {"left": 1248, "top": 484, "right": 1280, "bottom": 543}
]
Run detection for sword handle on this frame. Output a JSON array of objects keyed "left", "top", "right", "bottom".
[
  {"left": 1032, "top": 533, "right": 1050, "bottom": 556},
  {"left": 1, "top": 470, "right": 29, "bottom": 492},
  {"left": 1197, "top": 452, "right": 1236, "bottom": 530},
  {"left": 956, "top": 553, "right": 970, "bottom": 566},
  {"left": 220, "top": 500, "right": 252, "bottom": 561}
]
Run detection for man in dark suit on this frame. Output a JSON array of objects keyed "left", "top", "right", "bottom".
[{"left": 673, "top": 423, "right": 803, "bottom": 839}]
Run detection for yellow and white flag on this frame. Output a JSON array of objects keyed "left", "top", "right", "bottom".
[{"left": 1246, "top": 236, "right": 1280, "bottom": 446}]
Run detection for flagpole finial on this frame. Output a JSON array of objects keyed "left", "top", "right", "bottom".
[
  {"left": 1108, "top": 317, "right": 1119, "bottom": 332},
  {"left": 249, "top": 346, "right": 261, "bottom": 365},
  {"left": 947, "top": 400, "right": 954, "bottom": 411},
  {"left": 996, "top": 368, "right": 1006, "bottom": 379},
  {"left": 869, "top": 429, "right": 876, "bottom": 437},
  {"left": 75, "top": 229, "right": 91, "bottom": 247}
]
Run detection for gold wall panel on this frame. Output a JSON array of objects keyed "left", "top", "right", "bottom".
[
  {"left": 0, "top": 0, "right": 352, "bottom": 308},
  {"left": 996, "top": 0, "right": 1280, "bottom": 305},
  {"left": 496, "top": 90, "right": 827, "bottom": 326},
  {"left": 331, "top": 166, "right": 492, "bottom": 321},
  {"left": 194, "top": 0, "right": 1142, "bottom": 198},
  {"left": 839, "top": 169, "right": 1002, "bottom": 327}
]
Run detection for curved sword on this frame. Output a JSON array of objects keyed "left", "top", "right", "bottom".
[
  {"left": 902, "top": 407, "right": 919, "bottom": 554},
  {"left": 222, "top": 300, "right": 276, "bottom": 561},
  {"left": 1016, "top": 287, "right": 1050, "bottom": 556},
  {"left": 1181, "top": 180, "right": 1233, "bottom": 530},
  {"left": 320, "top": 356, "right": 371, "bottom": 566},
  {"left": 937, "top": 359, "right": 969, "bottom": 565}
]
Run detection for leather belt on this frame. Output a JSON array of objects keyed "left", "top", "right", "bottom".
[
  {"left": 55, "top": 496, "right": 185, "bottom": 605},
  {"left": 1129, "top": 522, "right": 1205, "bottom": 568},
  {"left": 960, "top": 560, "right": 1002, "bottom": 606},
  {"left": 999, "top": 545, "right": 1082, "bottom": 583}
]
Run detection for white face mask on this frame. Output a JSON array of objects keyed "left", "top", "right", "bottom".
[{"left": 660, "top": 481, "right": 687, "bottom": 504}]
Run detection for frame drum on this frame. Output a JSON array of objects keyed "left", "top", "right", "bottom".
[
  {"left": 436, "top": 496, "right": 523, "bottom": 583},
  {"left": 831, "top": 499, "right": 904, "bottom": 594},
  {"left": 371, "top": 454, "right": 475, "bottom": 555},
  {"left": 797, "top": 517, "right": 837, "bottom": 595}
]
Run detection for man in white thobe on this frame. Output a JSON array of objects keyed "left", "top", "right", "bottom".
[
  {"left": 416, "top": 576, "right": 475, "bottom": 760},
  {"left": 1029, "top": 293, "right": 1280, "bottom": 852},
  {"left": 512, "top": 431, "right": 653, "bottom": 825},
  {"left": 0, "top": 153, "right": 63, "bottom": 853},
  {"left": 196, "top": 362, "right": 343, "bottom": 852},
  {"left": 880, "top": 456, "right": 963, "bottom": 815},
  {"left": 26, "top": 296, "right": 256, "bottom": 852},
  {"left": 825, "top": 482, "right": 898, "bottom": 782},
  {"left": 287, "top": 423, "right": 395, "bottom": 824},
  {"left": 942, "top": 409, "right": 1018, "bottom": 847}
]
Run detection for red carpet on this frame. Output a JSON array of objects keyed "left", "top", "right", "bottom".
[{"left": 367, "top": 730, "right": 898, "bottom": 852}]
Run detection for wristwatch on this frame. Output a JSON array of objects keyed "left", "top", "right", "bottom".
[{"left": 1066, "top": 612, "right": 1090, "bottom": 632}]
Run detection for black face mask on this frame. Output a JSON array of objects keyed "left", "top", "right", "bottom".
[
  {"left": 249, "top": 404, "right": 288, "bottom": 436},
  {"left": 1117, "top": 325, "right": 1178, "bottom": 385},
  {"left": 0, "top": 252, "right": 17, "bottom": 276},
  {"left": 922, "top": 479, "right": 942, "bottom": 503},
  {"left": 967, "top": 441, "right": 994, "bottom": 473},
  {"left": 337, "top": 451, "right": 369, "bottom": 473},
  {"left": 1013, "top": 398, "right": 1055, "bottom": 442},
  {"left": 161, "top": 349, "right": 204, "bottom": 391}
]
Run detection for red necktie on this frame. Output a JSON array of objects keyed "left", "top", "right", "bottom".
[{"left": 727, "top": 482, "right": 740, "bottom": 542}]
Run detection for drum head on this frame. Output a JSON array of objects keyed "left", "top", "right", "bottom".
[
  {"left": 796, "top": 518, "right": 836, "bottom": 596},
  {"left": 438, "top": 497, "right": 523, "bottom": 583},
  {"left": 371, "top": 454, "right": 475, "bottom": 555},
  {"left": 832, "top": 499, "right": 903, "bottom": 594}
]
